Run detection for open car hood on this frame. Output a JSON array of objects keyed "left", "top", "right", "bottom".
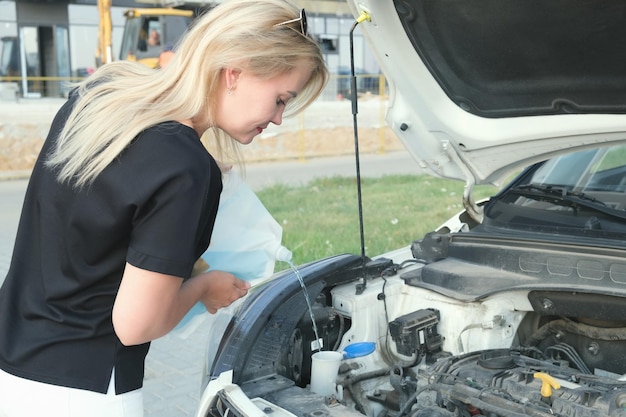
[{"left": 346, "top": 0, "right": 626, "bottom": 186}]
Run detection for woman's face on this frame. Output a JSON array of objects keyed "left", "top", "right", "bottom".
[{"left": 215, "top": 63, "right": 313, "bottom": 145}]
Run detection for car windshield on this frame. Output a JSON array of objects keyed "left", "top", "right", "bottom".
[{"left": 482, "top": 144, "right": 626, "bottom": 237}]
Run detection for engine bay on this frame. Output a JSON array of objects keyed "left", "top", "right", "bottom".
[{"left": 203, "top": 235, "right": 626, "bottom": 417}]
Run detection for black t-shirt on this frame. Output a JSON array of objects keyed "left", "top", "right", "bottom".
[{"left": 0, "top": 95, "right": 222, "bottom": 394}]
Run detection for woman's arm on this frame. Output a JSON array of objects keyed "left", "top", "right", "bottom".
[{"left": 112, "top": 262, "right": 250, "bottom": 346}]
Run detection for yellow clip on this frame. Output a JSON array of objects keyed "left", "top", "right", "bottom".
[
  {"left": 533, "top": 372, "right": 561, "bottom": 398},
  {"left": 356, "top": 11, "right": 371, "bottom": 24}
]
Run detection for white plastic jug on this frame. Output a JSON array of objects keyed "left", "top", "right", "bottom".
[
  {"left": 200, "top": 169, "right": 292, "bottom": 284},
  {"left": 173, "top": 169, "right": 292, "bottom": 339}
]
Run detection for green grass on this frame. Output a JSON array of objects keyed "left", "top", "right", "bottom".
[{"left": 256, "top": 174, "right": 498, "bottom": 266}]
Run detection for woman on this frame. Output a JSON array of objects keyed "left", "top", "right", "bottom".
[{"left": 0, "top": 0, "right": 328, "bottom": 415}]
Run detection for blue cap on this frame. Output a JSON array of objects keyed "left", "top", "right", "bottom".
[{"left": 343, "top": 342, "right": 376, "bottom": 359}]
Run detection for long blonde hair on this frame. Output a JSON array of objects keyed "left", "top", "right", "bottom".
[{"left": 47, "top": 0, "right": 328, "bottom": 187}]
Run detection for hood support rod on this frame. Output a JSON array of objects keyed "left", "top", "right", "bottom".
[{"left": 350, "top": 11, "right": 372, "bottom": 270}]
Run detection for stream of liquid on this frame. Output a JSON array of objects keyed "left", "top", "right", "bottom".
[{"left": 287, "top": 260, "right": 322, "bottom": 352}]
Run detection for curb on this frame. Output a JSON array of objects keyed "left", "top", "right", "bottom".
[{"left": 0, "top": 170, "right": 31, "bottom": 181}]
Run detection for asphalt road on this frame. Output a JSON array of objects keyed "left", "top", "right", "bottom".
[{"left": 0, "top": 150, "right": 420, "bottom": 416}]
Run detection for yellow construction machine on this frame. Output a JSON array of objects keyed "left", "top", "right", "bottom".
[
  {"left": 118, "top": 7, "right": 196, "bottom": 68},
  {"left": 96, "top": 0, "right": 113, "bottom": 67},
  {"left": 96, "top": 0, "right": 215, "bottom": 69}
]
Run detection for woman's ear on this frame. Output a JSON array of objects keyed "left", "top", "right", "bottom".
[{"left": 225, "top": 67, "right": 242, "bottom": 92}]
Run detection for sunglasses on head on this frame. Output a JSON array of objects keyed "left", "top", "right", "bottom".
[{"left": 274, "top": 8, "right": 308, "bottom": 36}]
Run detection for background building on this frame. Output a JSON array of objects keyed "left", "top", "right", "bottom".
[{"left": 0, "top": 0, "right": 380, "bottom": 98}]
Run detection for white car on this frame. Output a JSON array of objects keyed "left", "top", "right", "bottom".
[{"left": 195, "top": 1, "right": 626, "bottom": 416}]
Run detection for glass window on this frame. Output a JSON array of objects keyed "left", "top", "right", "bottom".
[
  {"left": 0, "top": 21, "right": 18, "bottom": 77},
  {"left": 325, "top": 17, "right": 338, "bottom": 34},
  {"left": 586, "top": 146, "right": 626, "bottom": 192},
  {"left": 56, "top": 25, "right": 70, "bottom": 96},
  {"left": 0, "top": 1, "right": 17, "bottom": 21},
  {"left": 69, "top": 25, "right": 98, "bottom": 76},
  {"left": 22, "top": 26, "right": 40, "bottom": 78},
  {"left": 0, "top": 34, "right": 18, "bottom": 77},
  {"left": 310, "top": 16, "right": 325, "bottom": 35},
  {"left": 68, "top": 4, "right": 99, "bottom": 25}
]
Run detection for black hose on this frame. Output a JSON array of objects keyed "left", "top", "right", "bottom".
[
  {"left": 343, "top": 368, "right": 391, "bottom": 415},
  {"left": 526, "top": 318, "right": 626, "bottom": 346}
]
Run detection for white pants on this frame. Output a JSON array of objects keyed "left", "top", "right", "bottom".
[{"left": 0, "top": 368, "right": 143, "bottom": 417}]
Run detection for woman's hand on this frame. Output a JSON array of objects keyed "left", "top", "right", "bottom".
[
  {"left": 198, "top": 270, "right": 250, "bottom": 313},
  {"left": 113, "top": 263, "right": 249, "bottom": 346}
]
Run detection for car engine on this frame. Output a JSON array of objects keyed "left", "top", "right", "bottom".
[
  {"left": 334, "top": 340, "right": 626, "bottom": 417},
  {"left": 291, "top": 282, "right": 626, "bottom": 417},
  {"left": 317, "top": 236, "right": 626, "bottom": 417},
  {"left": 202, "top": 231, "right": 626, "bottom": 417}
]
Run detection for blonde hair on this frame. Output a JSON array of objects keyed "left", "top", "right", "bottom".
[{"left": 47, "top": 0, "right": 328, "bottom": 187}]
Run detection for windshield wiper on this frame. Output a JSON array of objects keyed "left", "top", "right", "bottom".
[
  {"left": 509, "top": 184, "right": 626, "bottom": 220},
  {"left": 516, "top": 184, "right": 605, "bottom": 204}
]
